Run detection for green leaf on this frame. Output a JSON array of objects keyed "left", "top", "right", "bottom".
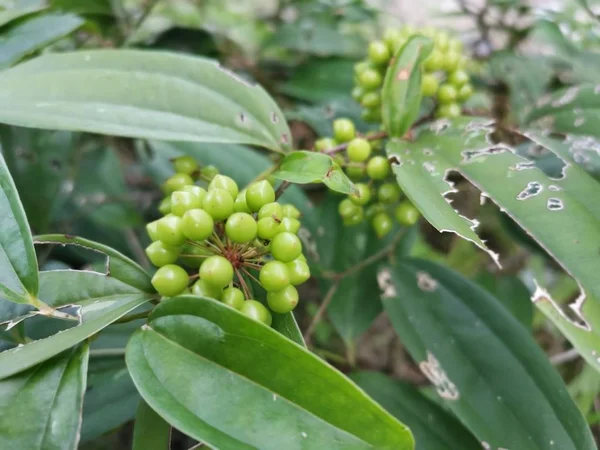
[
  {"left": 126, "top": 296, "right": 414, "bottom": 450},
  {"left": 379, "top": 258, "right": 595, "bottom": 450},
  {"left": 476, "top": 273, "right": 533, "bottom": 329},
  {"left": 0, "top": 50, "right": 291, "bottom": 152},
  {"left": 274, "top": 151, "right": 356, "bottom": 195},
  {"left": 0, "top": 293, "right": 149, "bottom": 379},
  {"left": 0, "top": 151, "right": 39, "bottom": 304},
  {"left": 132, "top": 401, "right": 171, "bottom": 450},
  {"left": 351, "top": 372, "right": 481, "bottom": 450},
  {"left": 0, "top": 343, "right": 88, "bottom": 449},
  {"left": 50, "top": 0, "right": 112, "bottom": 15},
  {"left": 0, "top": 3, "right": 45, "bottom": 28},
  {"left": 0, "top": 13, "right": 84, "bottom": 69},
  {"left": 35, "top": 234, "right": 153, "bottom": 293},
  {"left": 382, "top": 35, "right": 433, "bottom": 138}
]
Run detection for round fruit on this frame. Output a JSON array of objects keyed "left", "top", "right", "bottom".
[
  {"left": 234, "top": 190, "right": 251, "bottom": 213},
  {"left": 448, "top": 70, "right": 469, "bottom": 87},
  {"left": 203, "top": 188, "right": 234, "bottom": 220},
  {"left": 421, "top": 74, "right": 439, "bottom": 97},
  {"left": 315, "top": 137, "right": 337, "bottom": 152},
  {"left": 366, "top": 203, "right": 385, "bottom": 220},
  {"left": 361, "top": 91, "right": 381, "bottom": 109},
  {"left": 179, "top": 243, "right": 211, "bottom": 268},
  {"left": 270, "top": 232, "right": 302, "bottom": 262},
  {"left": 457, "top": 83, "right": 473, "bottom": 101},
  {"left": 339, "top": 198, "right": 361, "bottom": 218},
  {"left": 151, "top": 264, "right": 189, "bottom": 297},
  {"left": 383, "top": 28, "right": 402, "bottom": 52},
  {"left": 146, "top": 220, "right": 160, "bottom": 241},
  {"left": 346, "top": 165, "right": 366, "bottom": 180},
  {"left": 191, "top": 278, "right": 222, "bottom": 300},
  {"left": 246, "top": 180, "right": 276, "bottom": 212},
  {"left": 200, "top": 165, "right": 219, "bottom": 180},
  {"left": 209, "top": 174, "right": 239, "bottom": 199},
  {"left": 350, "top": 183, "right": 371, "bottom": 206},
  {"left": 145, "top": 241, "right": 180, "bottom": 267},
  {"left": 368, "top": 40, "right": 390, "bottom": 65},
  {"left": 358, "top": 68, "right": 383, "bottom": 90},
  {"left": 361, "top": 108, "right": 382, "bottom": 123},
  {"left": 378, "top": 183, "right": 401, "bottom": 204},
  {"left": 372, "top": 212, "right": 393, "bottom": 238},
  {"left": 352, "top": 86, "right": 365, "bottom": 102},
  {"left": 278, "top": 217, "right": 301, "bottom": 234},
  {"left": 437, "top": 103, "right": 461, "bottom": 118},
  {"left": 171, "top": 191, "right": 203, "bottom": 217},
  {"left": 347, "top": 138, "right": 372, "bottom": 162},
  {"left": 366, "top": 156, "right": 390, "bottom": 180},
  {"left": 448, "top": 38, "right": 463, "bottom": 52},
  {"left": 258, "top": 202, "right": 283, "bottom": 221},
  {"left": 157, "top": 215, "right": 186, "bottom": 246},
  {"left": 199, "top": 256, "right": 234, "bottom": 288},
  {"left": 424, "top": 49, "right": 444, "bottom": 71},
  {"left": 221, "top": 287, "right": 245, "bottom": 310},
  {"left": 241, "top": 300, "right": 272, "bottom": 326},
  {"left": 181, "top": 209, "right": 214, "bottom": 241},
  {"left": 257, "top": 217, "right": 280, "bottom": 240},
  {"left": 282, "top": 204, "right": 301, "bottom": 219},
  {"left": 354, "top": 61, "right": 370, "bottom": 75},
  {"left": 162, "top": 173, "right": 194, "bottom": 195},
  {"left": 343, "top": 207, "right": 364, "bottom": 226},
  {"left": 267, "top": 285, "right": 299, "bottom": 314},
  {"left": 158, "top": 197, "right": 171, "bottom": 215},
  {"left": 259, "top": 261, "right": 290, "bottom": 292},
  {"left": 182, "top": 186, "right": 207, "bottom": 204},
  {"left": 173, "top": 156, "right": 198, "bottom": 175},
  {"left": 435, "top": 31, "right": 450, "bottom": 51},
  {"left": 286, "top": 259, "right": 310, "bottom": 286},
  {"left": 333, "top": 118, "right": 356, "bottom": 143},
  {"left": 225, "top": 212, "right": 257, "bottom": 243},
  {"left": 438, "top": 84, "right": 457, "bottom": 104},
  {"left": 395, "top": 201, "right": 420, "bottom": 226},
  {"left": 443, "top": 51, "right": 461, "bottom": 72}
]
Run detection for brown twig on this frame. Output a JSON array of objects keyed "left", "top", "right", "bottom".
[
  {"left": 275, "top": 181, "right": 291, "bottom": 199},
  {"left": 304, "top": 282, "right": 339, "bottom": 346}
]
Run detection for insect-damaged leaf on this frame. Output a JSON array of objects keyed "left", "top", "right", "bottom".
[
  {"left": 381, "top": 35, "right": 433, "bottom": 138},
  {"left": 379, "top": 259, "right": 595, "bottom": 450},
  {"left": 274, "top": 151, "right": 356, "bottom": 195}
]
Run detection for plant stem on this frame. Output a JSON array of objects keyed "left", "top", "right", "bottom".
[
  {"left": 304, "top": 282, "right": 339, "bottom": 346},
  {"left": 325, "top": 131, "right": 387, "bottom": 156},
  {"left": 113, "top": 311, "right": 150, "bottom": 324},
  {"left": 89, "top": 348, "right": 126, "bottom": 357},
  {"left": 241, "top": 267, "right": 262, "bottom": 287},
  {"left": 275, "top": 181, "right": 291, "bottom": 199},
  {"left": 235, "top": 268, "right": 251, "bottom": 300}
]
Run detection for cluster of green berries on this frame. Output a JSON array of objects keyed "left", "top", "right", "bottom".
[
  {"left": 352, "top": 25, "right": 474, "bottom": 120},
  {"left": 315, "top": 118, "right": 420, "bottom": 238},
  {"left": 146, "top": 156, "right": 310, "bottom": 326}
]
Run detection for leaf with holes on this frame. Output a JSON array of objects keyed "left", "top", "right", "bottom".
[
  {"left": 126, "top": 296, "right": 414, "bottom": 450},
  {"left": 274, "top": 151, "right": 356, "bottom": 195},
  {"left": 378, "top": 258, "right": 595, "bottom": 450},
  {"left": 0, "top": 343, "right": 88, "bottom": 449},
  {"left": 0, "top": 50, "right": 291, "bottom": 153},
  {"left": 381, "top": 35, "right": 433, "bottom": 138}
]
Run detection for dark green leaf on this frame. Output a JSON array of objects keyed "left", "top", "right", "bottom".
[
  {"left": 380, "top": 258, "right": 595, "bottom": 449},
  {"left": 50, "top": 0, "right": 112, "bottom": 15},
  {"left": 0, "top": 50, "right": 291, "bottom": 152},
  {"left": 132, "top": 401, "right": 171, "bottom": 450},
  {"left": 274, "top": 151, "right": 356, "bottom": 194},
  {"left": 0, "top": 3, "right": 45, "bottom": 28},
  {"left": 126, "top": 296, "right": 414, "bottom": 450},
  {"left": 476, "top": 273, "right": 533, "bottom": 329},
  {"left": 382, "top": 36, "right": 433, "bottom": 138},
  {"left": 0, "top": 343, "right": 88, "bottom": 449},
  {"left": 351, "top": 372, "right": 481, "bottom": 450},
  {"left": 0, "top": 13, "right": 84, "bottom": 69}
]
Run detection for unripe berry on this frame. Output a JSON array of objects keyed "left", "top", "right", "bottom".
[
  {"left": 457, "top": 83, "right": 473, "bottom": 102},
  {"left": 209, "top": 174, "right": 239, "bottom": 199},
  {"left": 443, "top": 51, "right": 461, "bottom": 72},
  {"left": 151, "top": 264, "right": 189, "bottom": 297},
  {"left": 421, "top": 74, "right": 439, "bottom": 97},
  {"left": 437, "top": 84, "right": 457, "bottom": 104},
  {"left": 267, "top": 285, "right": 299, "bottom": 314},
  {"left": 221, "top": 287, "right": 244, "bottom": 310},
  {"left": 437, "top": 103, "right": 461, "bottom": 118},
  {"left": 146, "top": 220, "right": 160, "bottom": 241},
  {"left": 191, "top": 278, "right": 222, "bottom": 300},
  {"left": 145, "top": 241, "right": 180, "bottom": 267},
  {"left": 333, "top": 118, "right": 356, "bottom": 143},
  {"left": 179, "top": 243, "right": 211, "bottom": 268},
  {"left": 225, "top": 212, "right": 257, "bottom": 243},
  {"left": 199, "top": 256, "right": 234, "bottom": 288},
  {"left": 338, "top": 198, "right": 361, "bottom": 219},
  {"left": 241, "top": 300, "right": 272, "bottom": 326},
  {"left": 366, "top": 203, "right": 385, "bottom": 220},
  {"left": 173, "top": 156, "right": 198, "bottom": 175},
  {"left": 361, "top": 91, "right": 381, "bottom": 109},
  {"left": 358, "top": 68, "right": 383, "bottom": 90},
  {"left": 258, "top": 202, "right": 283, "bottom": 221},
  {"left": 366, "top": 156, "right": 391, "bottom": 180},
  {"left": 259, "top": 261, "right": 290, "bottom": 292},
  {"left": 383, "top": 28, "right": 402, "bottom": 52},
  {"left": 200, "top": 165, "right": 219, "bottom": 180},
  {"left": 278, "top": 217, "right": 301, "bottom": 234},
  {"left": 203, "top": 188, "right": 234, "bottom": 220},
  {"left": 246, "top": 180, "right": 276, "bottom": 212},
  {"left": 378, "top": 183, "right": 401, "bottom": 204},
  {"left": 395, "top": 201, "right": 420, "bottom": 226},
  {"left": 424, "top": 49, "right": 444, "bottom": 72},
  {"left": 352, "top": 86, "right": 365, "bottom": 102},
  {"left": 257, "top": 217, "right": 280, "bottom": 240},
  {"left": 448, "top": 70, "right": 469, "bottom": 87},
  {"left": 372, "top": 212, "right": 393, "bottom": 238},
  {"left": 448, "top": 38, "right": 463, "bottom": 53},
  {"left": 158, "top": 197, "right": 171, "bottom": 215},
  {"left": 180, "top": 209, "right": 213, "bottom": 241},
  {"left": 354, "top": 61, "right": 370, "bottom": 76},
  {"left": 282, "top": 204, "right": 301, "bottom": 219},
  {"left": 234, "top": 190, "right": 252, "bottom": 213},
  {"left": 435, "top": 31, "right": 450, "bottom": 51},
  {"left": 182, "top": 185, "right": 207, "bottom": 203},
  {"left": 347, "top": 138, "right": 372, "bottom": 163},
  {"left": 162, "top": 173, "right": 194, "bottom": 195},
  {"left": 361, "top": 108, "right": 382, "bottom": 123},
  {"left": 368, "top": 40, "right": 390, "bottom": 65},
  {"left": 270, "top": 232, "right": 302, "bottom": 263},
  {"left": 343, "top": 207, "right": 364, "bottom": 226},
  {"left": 349, "top": 183, "right": 371, "bottom": 206},
  {"left": 171, "top": 191, "right": 203, "bottom": 217},
  {"left": 315, "top": 137, "right": 337, "bottom": 152},
  {"left": 157, "top": 215, "right": 186, "bottom": 246},
  {"left": 286, "top": 258, "right": 310, "bottom": 286}
]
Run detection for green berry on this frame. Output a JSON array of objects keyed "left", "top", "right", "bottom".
[
  {"left": 424, "top": 49, "right": 444, "bottom": 71},
  {"left": 366, "top": 203, "right": 385, "bottom": 220},
  {"left": 203, "top": 188, "right": 234, "bottom": 220},
  {"left": 354, "top": 61, "right": 370, "bottom": 76},
  {"left": 395, "top": 201, "right": 420, "bottom": 226},
  {"left": 437, "top": 103, "right": 461, "bottom": 118},
  {"left": 278, "top": 217, "right": 301, "bottom": 234},
  {"left": 350, "top": 183, "right": 371, "bottom": 206},
  {"left": 282, "top": 204, "right": 301, "bottom": 219},
  {"left": 173, "top": 156, "right": 198, "bottom": 175},
  {"left": 343, "top": 207, "right": 364, "bottom": 226},
  {"left": 257, "top": 217, "right": 280, "bottom": 240},
  {"left": 400, "top": 25, "right": 416, "bottom": 38},
  {"left": 241, "top": 300, "right": 272, "bottom": 326},
  {"left": 346, "top": 165, "right": 366, "bottom": 180},
  {"left": 333, "top": 118, "right": 356, "bottom": 143},
  {"left": 448, "top": 70, "right": 469, "bottom": 87},
  {"left": 457, "top": 83, "right": 473, "bottom": 102},
  {"left": 246, "top": 180, "right": 276, "bottom": 212},
  {"left": 151, "top": 264, "right": 189, "bottom": 297},
  {"left": 421, "top": 74, "right": 439, "bottom": 97},
  {"left": 259, "top": 261, "right": 290, "bottom": 292},
  {"left": 146, "top": 220, "right": 160, "bottom": 241},
  {"left": 191, "top": 278, "right": 222, "bottom": 300},
  {"left": 383, "top": 28, "right": 402, "bottom": 52},
  {"left": 201, "top": 165, "right": 219, "bottom": 180},
  {"left": 372, "top": 212, "right": 393, "bottom": 238},
  {"left": 157, "top": 215, "right": 186, "bottom": 246},
  {"left": 315, "top": 137, "right": 337, "bottom": 152},
  {"left": 234, "top": 190, "right": 252, "bottom": 213},
  {"left": 182, "top": 185, "right": 207, "bottom": 203},
  {"left": 171, "top": 191, "right": 203, "bottom": 217},
  {"left": 209, "top": 174, "right": 239, "bottom": 199},
  {"left": 448, "top": 38, "right": 463, "bottom": 53},
  {"left": 181, "top": 209, "right": 214, "bottom": 241},
  {"left": 358, "top": 68, "right": 383, "bottom": 90},
  {"left": 366, "top": 156, "right": 391, "bottom": 180},
  {"left": 378, "top": 183, "right": 401, "bottom": 204},
  {"left": 361, "top": 108, "right": 382, "bottom": 123},
  {"left": 361, "top": 91, "right": 381, "bottom": 109},
  {"left": 435, "top": 31, "right": 450, "bottom": 51},
  {"left": 338, "top": 198, "right": 361, "bottom": 219},
  {"left": 179, "top": 243, "right": 211, "bottom": 268},
  {"left": 286, "top": 259, "right": 310, "bottom": 286},
  {"left": 267, "top": 285, "right": 299, "bottom": 314},
  {"left": 258, "top": 202, "right": 283, "bottom": 221},
  {"left": 347, "top": 138, "right": 372, "bottom": 162},
  {"left": 443, "top": 51, "right": 461, "bottom": 72},
  {"left": 368, "top": 40, "right": 390, "bottom": 65},
  {"left": 270, "top": 232, "right": 302, "bottom": 263},
  {"left": 162, "top": 173, "right": 194, "bottom": 195},
  {"left": 158, "top": 197, "right": 171, "bottom": 215},
  {"left": 437, "top": 84, "right": 457, "bottom": 104},
  {"left": 225, "top": 212, "right": 257, "bottom": 243},
  {"left": 145, "top": 241, "right": 180, "bottom": 267},
  {"left": 352, "top": 86, "right": 365, "bottom": 102},
  {"left": 221, "top": 287, "right": 245, "bottom": 310},
  {"left": 199, "top": 255, "right": 234, "bottom": 288}
]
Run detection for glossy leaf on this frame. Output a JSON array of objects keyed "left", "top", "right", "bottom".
[
  {"left": 0, "top": 50, "right": 291, "bottom": 152},
  {"left": 379, "top": 258, "right": 595, "bottom": 450},
  {"left": 351, "top": 372, "right": 481, "bottom": 450},
  {"left": 274, "top": 151, "right": 356, "bottom": 195},
  {"left": 476, "top": 273, "right": 533, "bottom": 329},
  {"left": 133, "top": 401, "right": 171, "bottom": 450},
  {"left": 126, "top": 296, "right": 414, "bottom": 450},
  {"left": 0, "top": 343, "right": 88, "bottom": 449},
  {"left": 0, "top": 293, "right": 149, "bottom": 379},
  {"left": 0, "top": 3, "right": 45, "bottom": 28},
  {"left": 381, "top": 35, "right": 433, "bottom": 138},
  {"left": 35, "top": 234, "right": 153, "bottom": 293},
  {"left": 0, "top": 151, "right": 39, "bottom": 304}
]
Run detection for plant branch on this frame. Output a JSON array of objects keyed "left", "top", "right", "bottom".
[
  {"left": 304, "top": 282, "right": 339, "bottom": 346},
  {"left": 275, "top": 181, "right": 291, "bottom": 199},
  {"left": 90, "top": 348, "right": 126, "bottom": 357},
  {"left": 235, "top": 268, "right": 251, "bottom": 300}
]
